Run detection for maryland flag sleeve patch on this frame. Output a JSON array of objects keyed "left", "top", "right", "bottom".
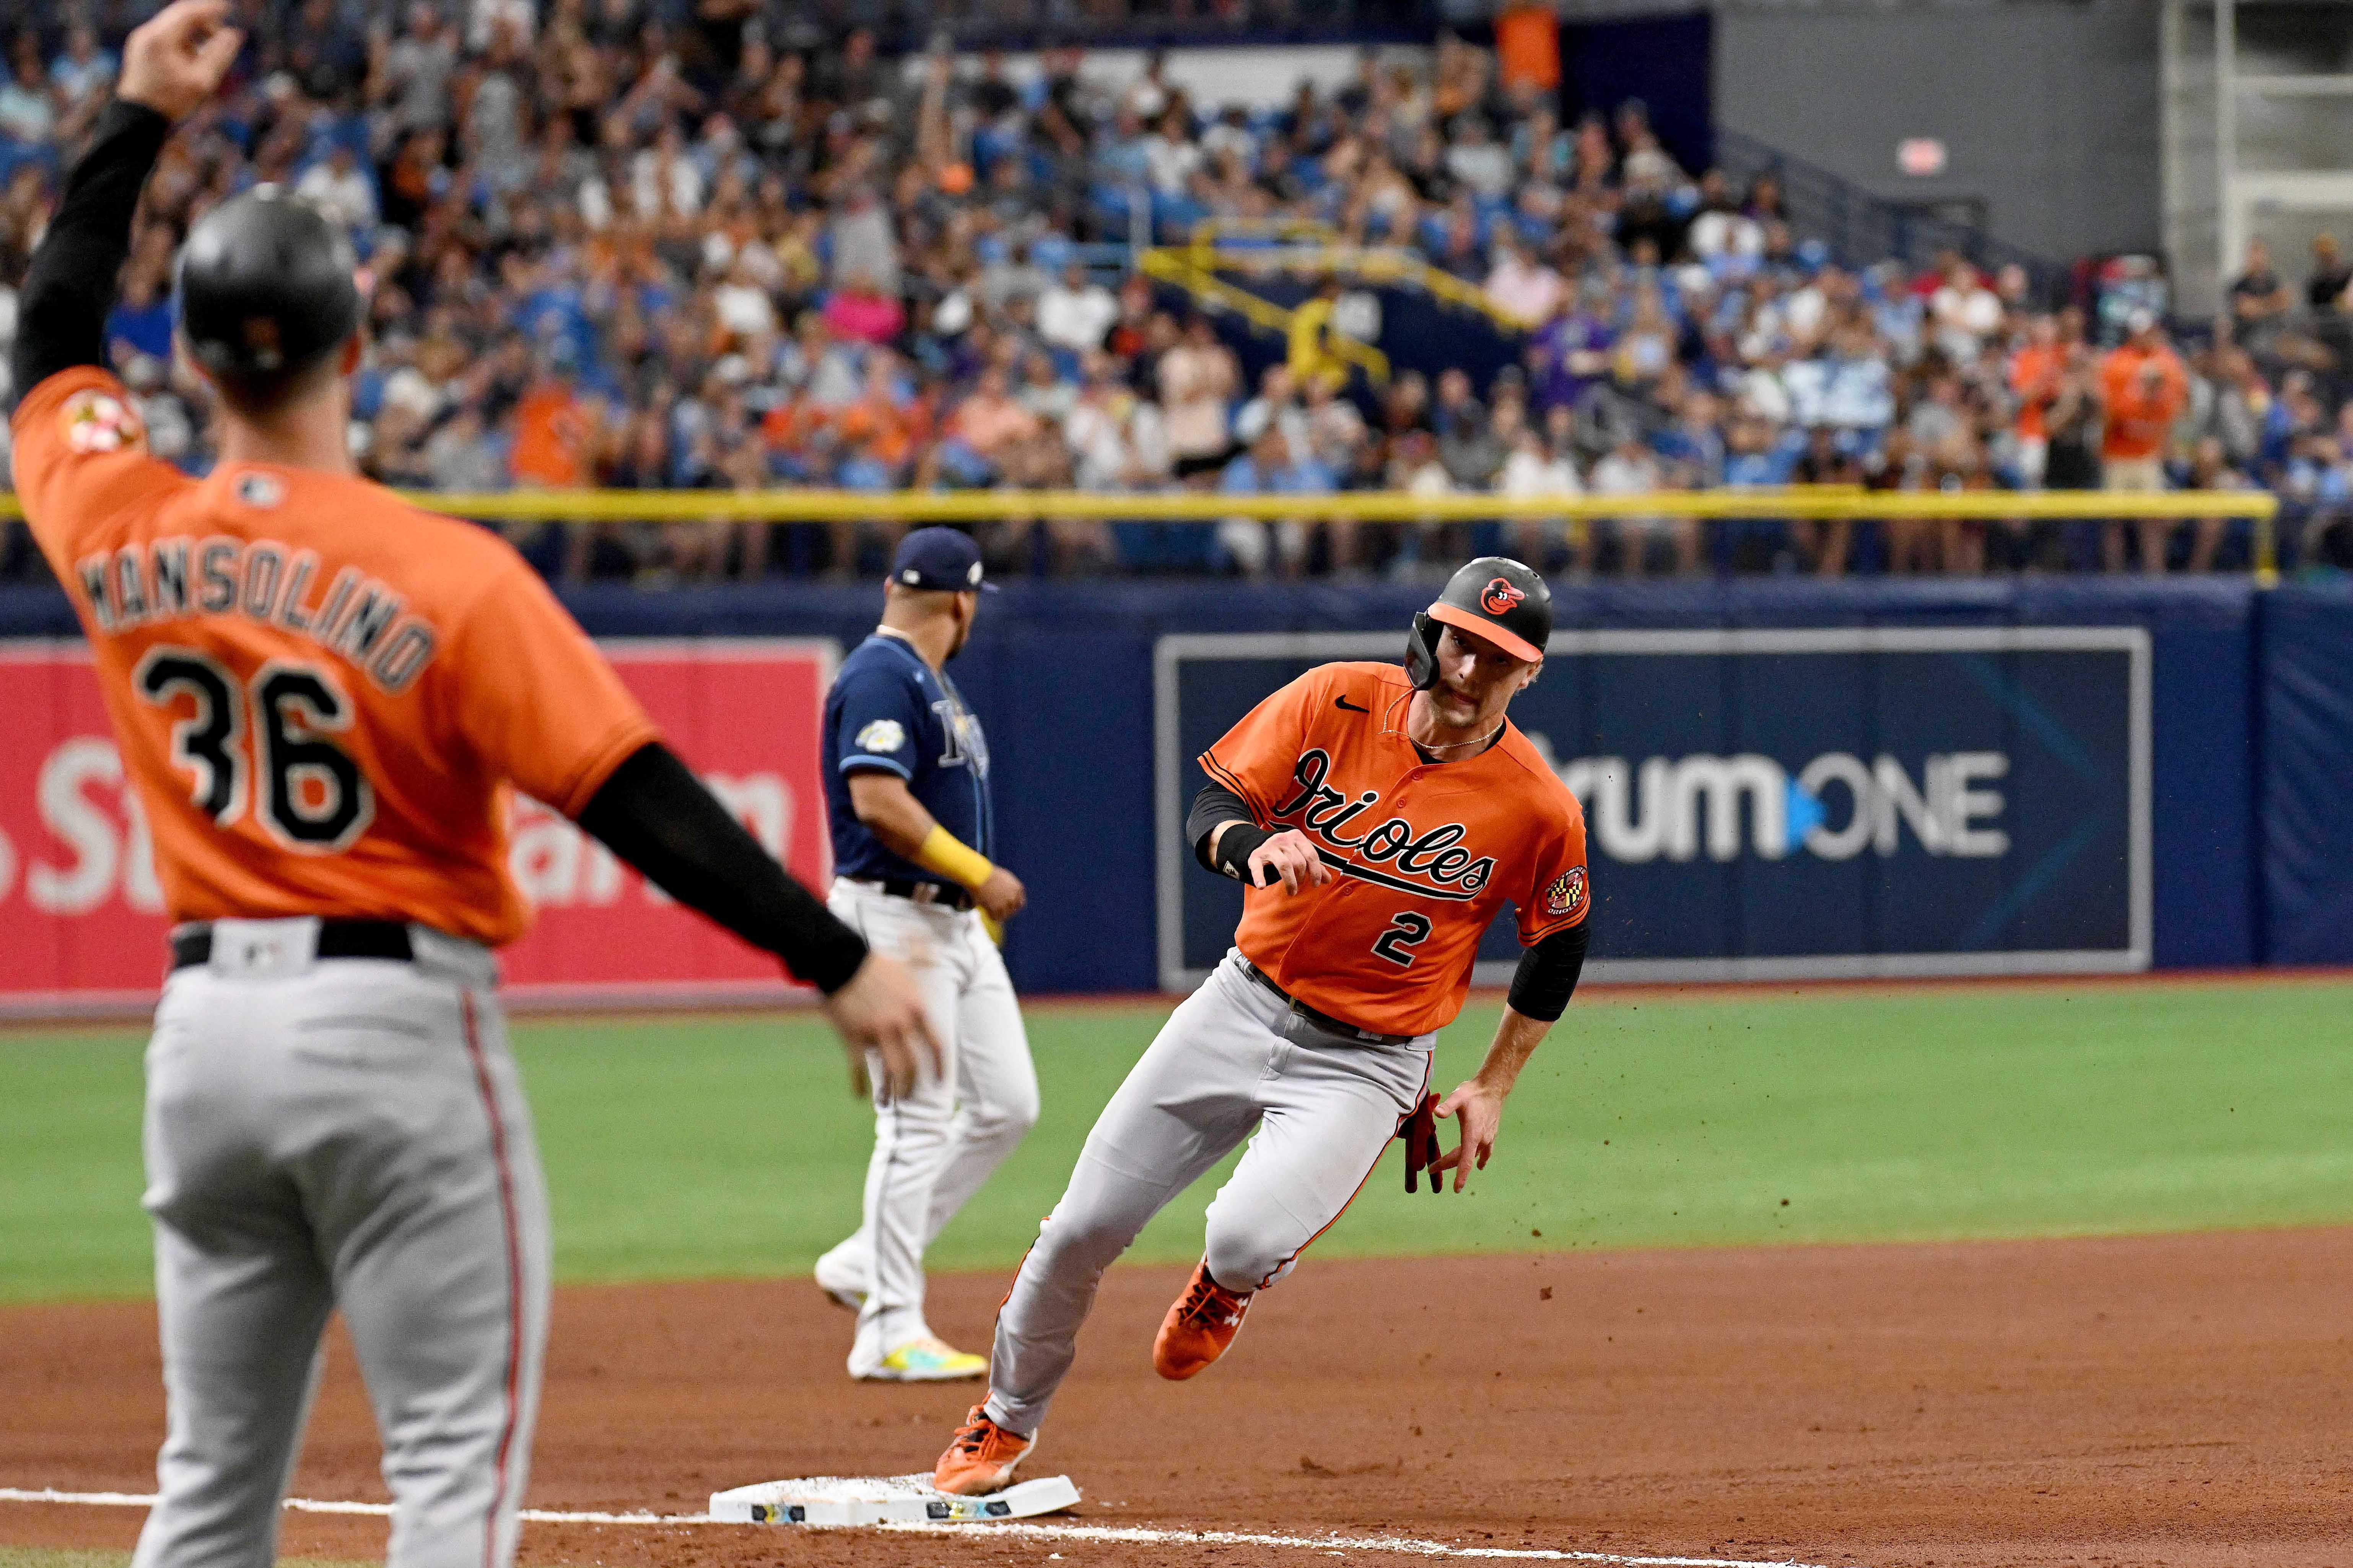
[{"left": 1542, "top": 867, "right": 1587, "bottom": 920}]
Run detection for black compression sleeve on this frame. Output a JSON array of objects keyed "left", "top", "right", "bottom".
[
  {"left": 1187, "top": 780, "right": 1272, "bottom": 881},
  {"left": 576, "top": 742, "right": 869, "bottom": 994},
  {"left": 1507, "top": 922, "right": 1589, "bottom": 1023},
  {"left": 11, "top": 99, "right": 172, "bottom": 398}
]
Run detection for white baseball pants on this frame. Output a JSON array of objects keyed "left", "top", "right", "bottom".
[
  {"left": 133, "top": 919, "right": 547, "bottom": 1568},
  {"left": 819, "top": 882, "right": 1038, "bottom": 1371},
  {"left": 983, "top": 949, "right": 1430, "bottom": 1437}
]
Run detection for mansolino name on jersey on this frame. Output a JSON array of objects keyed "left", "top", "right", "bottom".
[{"left": 72, "top": 533, "right": 440, "bottom": 696}]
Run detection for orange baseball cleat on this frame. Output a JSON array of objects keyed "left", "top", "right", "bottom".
[
  {"left": 1152, "top": 1258, "right": 1255, "bottom": 1381},
  {"left": 934, "top": 1403, "right": 1034, "bottom": 1496}
]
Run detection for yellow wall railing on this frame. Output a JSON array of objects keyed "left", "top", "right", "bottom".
[
  {"left": 0, "top": 486, "right": 2278, "bottom": 521},
  {"left": 0, "top": 486, "right": 2283, "bottom": 580}
]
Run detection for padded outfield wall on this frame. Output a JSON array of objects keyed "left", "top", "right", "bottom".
[{"left": 0, "top": 577, "right": 2343, "bottom": 1004}]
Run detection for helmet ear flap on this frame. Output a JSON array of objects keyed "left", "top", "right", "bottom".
[{"left": 1405, "top": 611, "right": 1442, "bottom": 690}]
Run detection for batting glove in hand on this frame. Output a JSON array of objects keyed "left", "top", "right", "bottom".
[{"left": 1401, "top": 1093, "right": 1445, "bottom": 1195}]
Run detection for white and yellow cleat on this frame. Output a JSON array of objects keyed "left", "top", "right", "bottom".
[{"left": 860, "top": 1335, "right": 988, "bottom": 1383}]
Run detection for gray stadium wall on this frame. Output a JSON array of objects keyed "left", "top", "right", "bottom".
[{"left": 1713, "top": 2, "right": 2164, "bottom": 266}]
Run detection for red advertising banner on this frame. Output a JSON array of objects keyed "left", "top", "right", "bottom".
[{"left": 0, "top": 638, "right": 835, "bottom": 1013}]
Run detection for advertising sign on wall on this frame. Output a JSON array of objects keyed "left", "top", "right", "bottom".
[
  {"left": 0, "top": 639, "right": 833, "bottom": 1012},
  {"left": 1155, "top": 628, "right": 2151, "bottom": 989}
]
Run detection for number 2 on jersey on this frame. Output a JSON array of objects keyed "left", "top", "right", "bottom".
[
  {"left": 1371, "top": 910, "right": 1433, "bottom": 967},
  {"left": 133, "top": 646, "right": 375, "bottom": 852}
]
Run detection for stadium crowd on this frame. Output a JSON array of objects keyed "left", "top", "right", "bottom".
[{"left": 2, "top": 2, "right": 2350, "bottom": 581}]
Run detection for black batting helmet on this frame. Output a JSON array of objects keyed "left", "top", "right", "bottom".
[
  {"left": 175, "top": 186, "right": 361, "bottom": 389},
  {"left": 1405, "top": 557, "right": 1552, "bottom": 689}
]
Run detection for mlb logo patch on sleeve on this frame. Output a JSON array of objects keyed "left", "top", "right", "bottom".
[
  {"left": 63, "top": 390, "right": 146, "bottom": 454},
  {"left": 1543, "top": 867, "right": 1586, "bottom": 918}
]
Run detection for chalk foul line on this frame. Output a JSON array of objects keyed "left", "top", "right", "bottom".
[
  {"left": 0, "top": 1486, "right": 1844, "bottom": 1568},
  {"left": 871, "top": 1519, "right": 1843, "bottom": 1566}
]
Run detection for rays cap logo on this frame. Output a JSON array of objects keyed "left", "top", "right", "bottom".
[{"left": 1480, "top": 577, "right": 1527, "bottom": 616}]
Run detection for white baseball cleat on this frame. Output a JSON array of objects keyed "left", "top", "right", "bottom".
[{"left": 812, "top": 1245, "right": 866, "bottom": 1313}]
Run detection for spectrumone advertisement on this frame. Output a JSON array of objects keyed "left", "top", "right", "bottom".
[{"left": 1156, "top": 628, "right": 2151, "bottom": 987}]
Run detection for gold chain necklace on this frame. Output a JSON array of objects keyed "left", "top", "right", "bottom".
[{"left": 1413, "top": 722, "right": 1504, "bottom": 759}]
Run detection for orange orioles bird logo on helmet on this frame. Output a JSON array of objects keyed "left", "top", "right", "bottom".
[{"left": 1480, "top": 577, "right": 1526, "bottom": 616}]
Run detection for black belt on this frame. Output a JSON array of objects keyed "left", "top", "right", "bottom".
[
  {"left": 867, "top": 878, "right": 976, "bottom": 913},
  {"left": 170, "top": 919, "right": 414, "bottom": 971},
  {"left": 1242, "top": 960, "right": 1416, "bottom": 1046}
]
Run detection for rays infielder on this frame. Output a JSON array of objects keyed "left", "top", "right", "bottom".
[
  {"left": 812, "top": 528, "right": 1040, "bottom": 1381},
  {"left": 935, "top": 556, "right": 1593, "bottom": 1493},
  {"left": 8, "top": 8, "right": 934, "bottom": 1566}
]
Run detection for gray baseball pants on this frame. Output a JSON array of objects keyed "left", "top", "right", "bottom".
[
  {"left": 983, "top": 949, "right": 1430, "bottom": 1437},
  {"left": 819, "top": 880, "right": 1038, "bottom": 1373},
  {"left": 133, "top": 919, "right": 548, "bottom": 1568}
]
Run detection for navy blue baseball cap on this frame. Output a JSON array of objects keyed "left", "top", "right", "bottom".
[{"left": 889, "top": 527, "right": 996, "bottom": 592}]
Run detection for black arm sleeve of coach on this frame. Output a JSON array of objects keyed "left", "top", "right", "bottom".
[
  {"left": 1507, "top": 922, "right": 1589, "bottom": 1023},
  {"left": 576, "top": 743, "right": 870, "bottom": 995},
  {"left": 11, "top": 99, "right": 172, "bottom": 398},
  {"left": 1188, "top": 780, "right": 1273, "bottom": 882}
]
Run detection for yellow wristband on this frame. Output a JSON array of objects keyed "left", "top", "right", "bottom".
[{"left": 914, "top": 824, "right": 995, "bottom": 893}]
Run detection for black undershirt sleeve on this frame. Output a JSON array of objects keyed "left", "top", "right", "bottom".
[
  {"left": 1507, "top": 922, "right": 1589, "bottom": 1023},
  {"left": 576, "top": 742, "right": 870, "bottom": 995},
  {"left": 1187, "top": 779, "right": 1275, "bottom": 885},
  {"left": 11, "top": 98, "right": 171, "bottom": 398}
]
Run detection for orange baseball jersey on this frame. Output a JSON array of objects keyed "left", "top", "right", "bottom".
[
  {"left": 1200, "top": 659, "right": 1589, "bottom": 1038},
  {"left": 10, "top": 366, "right": 661, "bottom": 947}
]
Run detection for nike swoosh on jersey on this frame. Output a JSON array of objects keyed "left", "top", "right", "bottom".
[{"left": 1334, "top": 695, "right": 1371, "bottom": 714}]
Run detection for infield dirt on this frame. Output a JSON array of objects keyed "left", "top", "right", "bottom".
[{"left": 5, "top": 1229, "right": 2349, "bottom": 1568}]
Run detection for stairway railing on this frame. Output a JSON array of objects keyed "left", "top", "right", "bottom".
[{"left": 1714, "top": 127, "right": 2071, "bottom": 296}]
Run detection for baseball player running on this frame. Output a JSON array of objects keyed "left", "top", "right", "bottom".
[
  {"left": 935, "top": 556, "right": 1592, "bottom": 1495},
  {"left": 8, "top": 8, "right": 934, "bottom": 1568},
  {"left": 812, "top": 528, "right": 1039, "bottom": 1381}
]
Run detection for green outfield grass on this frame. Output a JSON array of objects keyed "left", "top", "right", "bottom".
[{"left": 5, "top": 979, "right": 2352, "bottom": 1304}]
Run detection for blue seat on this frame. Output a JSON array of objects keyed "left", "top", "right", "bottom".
[
  {"left": 1030, "top": 233, "right": 1075, "bottom": 273},
  {"left": 0, "top": 138, "right": 60, "bottom": 188},
  {"left": 1089, "top": 183, "right": 1136, "bottom": 229},
  {"left": 970, "top": 124, "right": 1019, "bottom": 174},
  {"left": 1151, "top": 191, "right": 1208, "bottom": 241}
]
